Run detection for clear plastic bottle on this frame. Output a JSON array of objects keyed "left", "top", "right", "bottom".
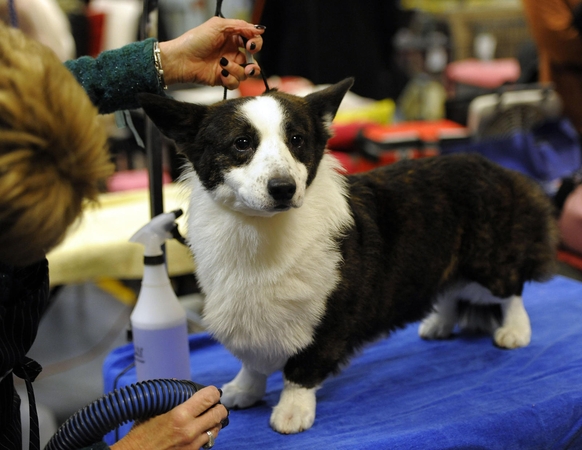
[{"left": 129, "top": 210, "right": 191, "bottom": 381}]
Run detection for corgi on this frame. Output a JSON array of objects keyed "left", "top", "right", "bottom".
[{"left": 138, "top": 78, "right": 559, "bottom": 434}]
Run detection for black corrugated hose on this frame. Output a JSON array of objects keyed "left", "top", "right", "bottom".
[{"left": 45, "top": 379, "right": 207, "bottom": 450}]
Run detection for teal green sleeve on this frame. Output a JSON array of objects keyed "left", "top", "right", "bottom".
[{"left": 64, "top": 38, "right": 165, "bottom": 114}]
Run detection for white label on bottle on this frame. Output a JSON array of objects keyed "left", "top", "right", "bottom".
[{"left": 133, "top": 323, "right": 191, "bottom": 381}]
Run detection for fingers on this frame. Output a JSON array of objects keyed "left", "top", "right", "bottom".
[
  {"left": 209, "top": 17, "right": 264, "bottom": 56},
  {"left": 173, "top": 386, "right": 228, "bottom": 448},
  {"left": 187, "top": 386, "right": 223, "bottom": 416},
  {"left": 242, "top": 31, "right": 264, "bottom": 55},
  {"left": 186, "top": 386, "right": 229, "bottom": 432},
  {"left": 217, "top": 18, "right": 264, "bottom": 89},
  {"left": 111, "top": 387, "right": 228, "bottom": 450},
  {"left": 193, "top": 403, "right": 228, "bottom": 449},
  {"left": 193, "top": 411, "right": 226, "bottom": 449},
  {"left": 202, "top": 425, "right": 221, "bottom": 450},
  {"left": 219, "top": 56, "right": 261, "bottom": 90},
  {"left": 219, "top": 17, "right": 266, "bottom": 41},
  {"left": 220, "top": 66, "right": 259, "bottom": 90},
  {"left": 220, "top": 29, "right": 263, "bottom": 89}
]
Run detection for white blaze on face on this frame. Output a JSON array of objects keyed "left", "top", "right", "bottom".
[{"left": 212, "top": 96, "right": 309, "bottom": 217}]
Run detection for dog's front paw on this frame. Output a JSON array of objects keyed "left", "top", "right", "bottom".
[
  {"left": 270, "top": 382, "right": 317, "bottom": 434},
  {"left": 494, "top": 326, "right": 531, "bottom": 349},
  {"left": 418, "top": 313, "right": 455, "bottom": 340},
  {"left": 221, "top": 379, "right": 264, "bottom": 409},
  {"left": 220, "top": 366, "right": 267, "bottom": 409}
]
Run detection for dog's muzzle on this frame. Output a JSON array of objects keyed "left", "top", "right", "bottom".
[{"left": 268, "top": 177, "right": 296, "bottom": 210}]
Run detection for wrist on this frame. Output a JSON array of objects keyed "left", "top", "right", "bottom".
[{"left": 157, "top": 40, "right": 181, "bottom": 86}]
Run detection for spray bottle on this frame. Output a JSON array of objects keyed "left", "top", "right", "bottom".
[{"left": 129, "top": 209, "right": 191, "bottom": 381}]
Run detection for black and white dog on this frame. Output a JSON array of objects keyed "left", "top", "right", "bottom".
[{"left": 138, "top": 78, "right": 558, "bottom": 434}]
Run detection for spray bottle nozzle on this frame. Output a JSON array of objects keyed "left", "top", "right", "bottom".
[
  {"left": 130, "top": 209, "right": 184, "bottom": 258},
  {"left": 173, "top": 209, "right": 183, "bottom": 219}
]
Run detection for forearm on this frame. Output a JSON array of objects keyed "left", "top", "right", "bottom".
[{"left": 64, "top": 38, "right": 165, "bottom": 114}]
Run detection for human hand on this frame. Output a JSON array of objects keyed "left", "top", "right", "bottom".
[
  {"left": 110, "top": 386, "right": 228, "bottom": 450},
  {"left": 159, "top": 16, "right": 265, "bottom": 90}
]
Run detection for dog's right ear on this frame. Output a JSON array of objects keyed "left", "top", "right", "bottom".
[{"left": 138, "top": 93, "right": 208, "bottom": 145}]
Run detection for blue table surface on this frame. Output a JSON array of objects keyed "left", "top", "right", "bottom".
[{"left": 103, "top": 275, "right": 582, "bottom": 449}]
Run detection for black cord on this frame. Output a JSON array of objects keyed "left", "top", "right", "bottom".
[
  {"left": 259, "top": 68, "right": 270, "bottom": 92},
  {"left": 215, "top": 0, "right": 225, "bottom": 18}
]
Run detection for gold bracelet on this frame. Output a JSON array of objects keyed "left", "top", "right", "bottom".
[{"left": 153, "top": 41, "right": 167, "bottom": 90}]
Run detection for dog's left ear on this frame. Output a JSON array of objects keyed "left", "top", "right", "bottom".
[
  {"left": 138, "top": 93, "right": 208, "bottom": 145},
  {"left": 304, "top": 77, "right": 354, "bottom": 126}
]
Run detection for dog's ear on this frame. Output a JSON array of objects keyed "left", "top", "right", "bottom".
[
  {"left": 138, "top": 93, "right": 208, "bottom": 145},
  {"left": 304, "top": 77, "right": 354, "bottom": 126}
]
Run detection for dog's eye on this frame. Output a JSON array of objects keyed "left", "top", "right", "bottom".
[
  {"left": 290, "top": 135, "right": 304, "bottom": 148},
  {"left": 234, "top": 137, "right": 252, "bottom": 152}
]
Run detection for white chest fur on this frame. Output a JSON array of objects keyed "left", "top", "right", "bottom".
[{"left": 184, "top": 154, "right": 353, "bottom": 375}]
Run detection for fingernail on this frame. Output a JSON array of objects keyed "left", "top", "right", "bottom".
[
  {"left": 220, "top": 417, "right": 230, "bottom": 429},
  {"left": 218, "top": 388, "right": 223, "bottom": 397},
  {"left": 249, "top": 42, "right": 256, "bottom": 51},
  {"left": 254, "top": 24, "right": 266, "bottom": 30},
  {"left": 249, "top": 68, "right": 255, "bottom": 76},
  {"left": 220, "top": 57, "right": 228, "bottom": 67},
  {"left": 221, "top": 69, "right": 229, "bottom": 77}
]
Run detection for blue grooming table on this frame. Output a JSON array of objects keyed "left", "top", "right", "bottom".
[{"left": 103, "top": 276, "right": 582, "bottom": 449}]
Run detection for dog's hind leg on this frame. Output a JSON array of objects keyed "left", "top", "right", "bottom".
[
  {"left": 221, "top": 364, "right": 267, "bottom": 409},
  {"left": 457, "top": 285, "right": 531, "bottom": 349},
  {"left": 493, "top": 295, "right": 531, "bottom": 349},
  {"left": 419, "top": 282, "right": 531, "bottom": 349},
  {"left": 270, "top": 379, "right": 317, "bottom": 434},
  {"left": 418, "top": 286, "right": 459, "bottom": 340}
]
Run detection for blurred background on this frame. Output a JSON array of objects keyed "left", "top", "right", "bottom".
[{"left": 3, "top": 0, "right": 582, "bottom": 447}]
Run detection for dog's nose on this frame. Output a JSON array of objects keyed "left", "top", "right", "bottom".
[{"left": 268, "top": 178, "right": 296, "bottom": 202}]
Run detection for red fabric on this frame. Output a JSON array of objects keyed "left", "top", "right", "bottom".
[
  {"left": 329, "top": 151, "right": 358, "bottom": 174},
  {"left": 329, "top": 120, "right": 467, "bottom": 174},
  {"left": 86, "top": 9, "right": 106, "bottom": 58},
  {"left": 557, "top": 249, "right": 582, "bottom": 271},
  {"left": 361, "top": 120, "right": 466, "bottom": 143},
  {"left": 329, "top": 122, "right": 371, "bottom": 152}
]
